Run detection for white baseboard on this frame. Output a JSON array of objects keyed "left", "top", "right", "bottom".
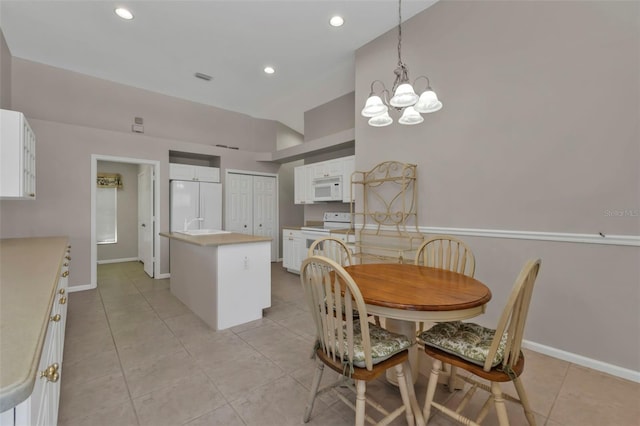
[
  {"left": 156, "top": 273, "right": 170, "bottom": 279},
  {"left": 66, "top": 284, "right": 95, "bottom": 292},
  {"left": 522, "top": 340, "right": 640, "bottom": 383},
  {"left": 97, "top": 257, "right": 140, "bottom": 265}
]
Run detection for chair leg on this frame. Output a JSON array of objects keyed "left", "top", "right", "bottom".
[
  {"left": 423, "top": 358, "right": 442, "bottom": 421},
  {"left": 491, "top": 381, "right": 510, "bottom": 426},
  {"left": 394, "top": 364, "right": 415, "bottom": 426},
  {"left": 447, "top": 365, "right": 459, "bottom": 392},
  {"left": 303, "top": 361, "right": 324, "bottom": 423},
  {"left": 513, "top": 377, "right": 537, "bottom": 426},
  {"left": 355, "top": 379, "right": 366, "bottom": 426}
]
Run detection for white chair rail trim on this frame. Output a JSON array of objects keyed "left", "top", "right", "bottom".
[{"left": 357, "top": 224, "right": 640, "bottom": 247}]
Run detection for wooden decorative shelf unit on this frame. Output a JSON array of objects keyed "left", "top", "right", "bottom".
[{"left": 349, "top": 161, "right": 424, "bottom": 264}]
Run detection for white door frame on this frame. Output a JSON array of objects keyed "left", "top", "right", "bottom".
[
  {"left": 91, "top": 154, "right": 161, "bottom": 288},
  {"left": 225, "top": 169, "right": 279, "bottom": 261}
]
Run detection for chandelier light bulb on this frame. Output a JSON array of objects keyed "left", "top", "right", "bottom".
[
  {"left": 361, "top": 95, "right": 388, "bottom": 117},
  {"left": 398, "top": 107, "right": 424, "bottom": 125},
  {"left": 390, "top": 83, "right": 419, "bottom": 108},
  {"left": 414, "top": 89, "right": 443, "bottom": 113},
  {"left": 368, "top": 111, "right": 393, "bottom": 127}
]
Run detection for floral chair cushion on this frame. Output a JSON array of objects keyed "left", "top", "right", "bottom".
[
  {"left": 419, "top": 321, "right": 507, "bottom": 368},
  {"left": 338, "top": 323, "right": 412, "bottom": 368}
]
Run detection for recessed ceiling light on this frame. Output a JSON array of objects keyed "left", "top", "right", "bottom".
[
  {"left": 115, "top": 7, "right": 134, "bottom": 20},
  {"left": 264, "top": 66, "right": 275, "bottom": 75},
  {"left": 329, "top": 16, "right": 344, "bottom": 27}
]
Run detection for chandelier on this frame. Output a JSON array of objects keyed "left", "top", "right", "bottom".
[{"left": 361, "top": 0, "right": 442, "bottom": 127}]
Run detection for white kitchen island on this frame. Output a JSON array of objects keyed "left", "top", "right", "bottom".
[{"left": 160, "top": 231, "right": 272, "bottom": 330}]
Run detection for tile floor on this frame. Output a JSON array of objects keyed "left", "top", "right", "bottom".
[{"left": 59, "top": 261, "right": 639, "bottom": 426}]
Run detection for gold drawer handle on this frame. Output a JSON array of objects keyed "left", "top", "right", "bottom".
[
  {"left": 61, "top": 271, "right": 69, "bottom": 278},
  {"left": 59, "top": 296, "right": 67, "bottom": 305},
  {"left": 64, "top": 262, "right": 69, "bottom": 267},
  {"left": 59, "top": 288, "right": 65, "bottom": 295},
  {"left": 50, "top": 314, "right": 61, "bottom": 322},
  {"left": 65, "top": 255, "right": 71, "bottom": 260},
  {"left": 40, "top": 363, "right": 59, "bottom": 382}
]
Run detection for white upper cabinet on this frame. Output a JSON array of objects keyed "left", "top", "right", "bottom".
[
  {"left": 293, "top": 155, "right": 354, "bottom": 205},
  {"left": 0, "top": 109, "right": 36, "bottom": 199},
  {"left": 169, "top": 163, "right": 220, "bottom": 182}
]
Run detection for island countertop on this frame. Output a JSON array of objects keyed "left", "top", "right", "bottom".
[
  {"left": 160, "top": 231, "right": 271, "bottom": 247},
  {"left": 0, "top": 237, "right": 68, "bottom": 412}
]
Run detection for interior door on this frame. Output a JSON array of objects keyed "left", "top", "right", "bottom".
[
  {"left": 225, "top": 173, "right": 252, "bottom": 234},
  {"left": 138, "top": 166, "right": 154, "bottom": 277},
  {"left": 253, "top": 175, "right": 277, "bottom": 261}
]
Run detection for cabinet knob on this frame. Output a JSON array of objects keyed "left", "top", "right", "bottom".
[
  {"left": 61, "top": 271, "right": 69, "bottom": 278},
  {"left": 64, "top": 262, "right": 69, "bottom": 267},
  {"left": 50, "top": 314, "right": 61, "bottom": 322},
  {"left": 59, "top": 288, "right": 65, "bottom": 295},
  {"left": 40, "top": 363, "right": 60, "bottom": 382},
  {"left": 59, "top": 296, "right": 67, "bottom": 305},
  {"left": 65, "top": 255, "right": 71, "bottom": 260},
  {"left": 29, "top": 193, "right": 35, "bottom": 197}
]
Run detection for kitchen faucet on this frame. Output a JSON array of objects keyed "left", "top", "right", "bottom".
[{"left": 184, "top": 217, "right": 204, "bottom": 231}]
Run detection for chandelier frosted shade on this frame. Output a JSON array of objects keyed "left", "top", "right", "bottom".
[
  {"left": 368, "top": 111, "right": 393, "bottom": 127},
  {"left": 398, "top": 107, "right": 424, "bottom": 125},
  {"left": 414, "top": 89, "right": 443, "bottom": 113},
  {"left": 390, "top": 83, "right": 419, "bottom": 107},
  {"left": 361, "top": 95, "right": 388, "bottom": 117}
]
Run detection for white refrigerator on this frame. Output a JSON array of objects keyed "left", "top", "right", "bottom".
[{"left": 170, "top": 180, "right": 222, "bottom": 232}]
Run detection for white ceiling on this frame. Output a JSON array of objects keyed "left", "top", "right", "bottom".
[{"left": 1, "top": 1, "right": 437, "bottom": 134}]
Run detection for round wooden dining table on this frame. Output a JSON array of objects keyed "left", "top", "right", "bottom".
[{"left": 343, "top": 263, "right": 492, "bottom": 387}]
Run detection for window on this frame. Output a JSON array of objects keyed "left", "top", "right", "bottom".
[
  {"left": 96, "top": 186, "right": 117, "bottom": 244},
  {"left": 96, "top": 172, "right": 123, "bottom": 244}
]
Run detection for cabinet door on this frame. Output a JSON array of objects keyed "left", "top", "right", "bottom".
[
  {"left": 293, "top": 233, "right": 306, "bottom": 272},
  {"left": 194, "top": 165, "right": 220, "bottom": 183},
  {"left": 169, "top": 164, "right": 195, "bottom": 181},
  {"left": 342, "top": 156, "right": 355, "bottom": 203},
  {"left": 282, "top": 230, "right": 295, "bottom": 269},
  {"left": 294, "top": 166, "right": 307, "bottom": 205},
  {"left": 0, "top": 109, "right": 36, "bottom": 199}
]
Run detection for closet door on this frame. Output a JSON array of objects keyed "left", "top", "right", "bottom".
[
  {"left": 253, "top": 175, "right": 277, "bottom": 259},
  {"left": 226, "top": 173, "right": 253, "bottom": 235}
]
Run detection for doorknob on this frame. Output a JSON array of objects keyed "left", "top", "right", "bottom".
[
  {"left": 141, "top": 223, "right": 146, "bottom": 227},
  {"left": 244, "top": 225, "right": 247, "bottom": 228}
]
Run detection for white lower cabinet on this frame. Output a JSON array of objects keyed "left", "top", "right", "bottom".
[
  {"left": 0, "top": 245, "right": 69, "bottom": 426},
  {"left": 282, "top": 229, "right": 305, "bottom": 273}
]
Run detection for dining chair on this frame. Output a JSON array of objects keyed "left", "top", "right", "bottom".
[
  {"left": 307, "top": 236, "right": 353, "bottom": 266},
  {"left": 414, "top": 235, "right": 477, "bottom": 390},
  {"left": 300, "top": 255, "right": 419, "bottom": 426},
  {"left": 419, "top": 258, "right": 541, "bottom": 426},
  {"left": 414, "top": 235, "right": 476, "bottom": 277}
]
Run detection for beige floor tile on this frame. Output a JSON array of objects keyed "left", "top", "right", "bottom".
[
  {"left": 184, "top": 404, "right": 245, "bottom": 426},
  {"left": 61, "top": 347, "right": 122, "bottom": 391},
  {"left": 200, "top": 350, "right": 287, "bottom": 402},
  {"left": 231, "top": 375, "right": 332, "bottom": 426},
  {"left": 62, "top": 327, "right": 115, "bottom": 365},
  {"left": 102, "top": 293, "right": 151, "bottom": 312},
  {"left": 111, "top": 317, "right": 174, "bottom": 348},
  {"left": 58, "top": 372, "right": 130, "bottom": 423},
  {"left": 124, "top": 349, "right": 203, "bottom": 398},
  {"left": 117, "top": 332, "right": 185, "bottom": 372},
  {"left": 184, "top": 330, "right": 256, "bottom": 364},
  {"left": 132, "top": 373, "right": 226, "bottom": 426},
  {"left": 58, "top": 399, "right": 138, "bottom": 426},
  {"left": 236, "top": 320, "right": 316, "bottom": 371},
  {"left": 163, "top": 311, "right": 218, "bottom": 344},
  {"left": 106, "top": 307, "right": 161, "bottom": 331},
  {"left": 548, "top": 364, "right": 640, "bottom": 426}
]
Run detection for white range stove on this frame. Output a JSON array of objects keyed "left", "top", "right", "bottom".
[{"left": 300, "top": 212, "right": 352, "bottom": 237}]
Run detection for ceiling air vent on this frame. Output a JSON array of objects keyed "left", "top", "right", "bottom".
[{"left": 194, "top": 72, "right": 212, "bottom": 81}]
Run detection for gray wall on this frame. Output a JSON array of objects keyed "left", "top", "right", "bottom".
[
  {"left": 0, "top": 58, "right": 282, "bottom": 287},
  {"left": 0, "top": 30, "right": 11, "bottom": 109},
  {"left": 355, "top": 1, "right": 639, "bottom": 372},
  {"left": 304, "top": 91, "right": 355, "bottom": 142},
  {"left": 96, "top": 161, "right": 139, "bottom": 262}
]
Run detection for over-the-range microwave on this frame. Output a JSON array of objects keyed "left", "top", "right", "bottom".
[{"left": 312, "top": 176, "right": 343, "bottom": 202}]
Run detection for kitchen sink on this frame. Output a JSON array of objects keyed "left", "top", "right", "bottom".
[{"left": 176, "top": 229, "right": 231, "bottom": 236}]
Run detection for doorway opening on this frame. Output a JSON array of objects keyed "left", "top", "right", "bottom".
[{"left": 90, "top": 155, "right": 161, "bottom": 288}]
